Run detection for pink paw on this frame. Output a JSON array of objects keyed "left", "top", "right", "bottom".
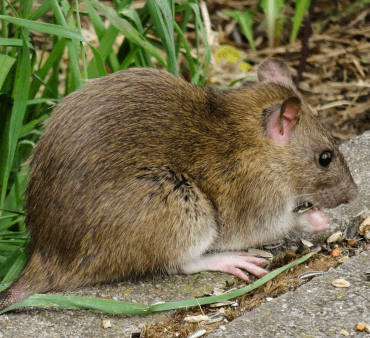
[{"left": 181, "top": 252, "right": 268, "bottom": 281}]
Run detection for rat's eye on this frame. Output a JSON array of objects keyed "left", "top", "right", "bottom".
[{"left": 319, "top": 151, "right": 332, "bottom": 168}]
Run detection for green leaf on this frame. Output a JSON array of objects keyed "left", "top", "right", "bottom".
[
  {"left": 291, "top": 0, "right": 310, "bottom": 43},
  {"left": 87, "top": 0, "right": 166, "bottom": 68},
  {"left": 0, "top": 54, "right": 16, "bottom": 90},
  {"left": 0, "top": 245, "right": 28, "bottom": 283},
  {"left": 0, "top": 35, "right": 31, "bottom": 207},
  {"left": 223, "top": 10, "right": 256, "bottom": 52},
  {"left": 29, "top": 38, "right": 66, "bottom": 100},
  {"left": 0, "top": 15, "right": 87, "bottom": 42},
  {"left": 0, "top": 15, "right": 106, "bottom": 79},
  {"left": 0, "top": 38, "right": 34, "bottom": 49},
  {"left": 0, "top": 252, "right": 315, "bottom": 315},
  {"left": 147, "top": 0, "right": 177, "bottom": 75},
  {"left": 261, "top": 0, "right": 285, "bottom": 47}
]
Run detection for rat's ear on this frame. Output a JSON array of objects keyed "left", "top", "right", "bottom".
[
  {"left": 257, "top": 58, "right": 293, "bottom": 86},
  {"left": 266, "top": 96, "right": 302, "bottom": 145}
]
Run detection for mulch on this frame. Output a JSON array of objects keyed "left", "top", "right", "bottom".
[{"left": 199, "top": 0, "right": 370, "bottom": 142}]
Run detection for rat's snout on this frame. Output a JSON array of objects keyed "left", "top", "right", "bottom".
[
  {"left": 341, "top": 172, "right": 359, "bottom": 204},
  {"left": 343, "top": 178, "right": 358, "bottom": 204},
  {"left": 344, "top": 180, "right": 358, "bottom": 203},
  {"left": 313, "top": 176, "right": 358, "bottom": 209}
]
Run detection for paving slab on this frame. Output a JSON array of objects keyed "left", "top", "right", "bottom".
[
  {"left": 208, "top": 131, "right": 370, "bottom": 338},
  {"left": 0, "top": 131, "right": 369, "bottom": 338},
  {"left": 208, "top": 251, "right": 370, "bottom": 338}
]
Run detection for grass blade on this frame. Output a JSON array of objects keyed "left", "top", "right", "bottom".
[
  {"left": 0, "top": 35, "right": 31, "bottom": 206},
  {"left": 0, "top": 38, "right": 34, "bottom": 49},
  {"left": 0, "top": 245, "right": 28, "bottom": 286},
  {"left": 0, "top": 54, "right": 15, "bottom": 89},
  {"left": 87, "top": 0, "right": 166, "bottom": 68},
  {"left": 147, "top": 0, "right": 177, "bottom": 75},
  {"left": 223, "top": 10, "right": 256, "bottom": 52},
  {"left": 0, "top": 252, "right": 315, "bottom": 315},
  {"left": 290, "top": 0, "right": 311, "bottom": 43},
  {"left": 0, "top": 15, "right": 106, "bottom": 79}
]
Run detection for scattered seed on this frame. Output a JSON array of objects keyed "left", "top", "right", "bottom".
[
  {"left": 222, "top": 287, "right": 237, "bottom": 294},
  {"left": 263, "top": 240, "right": 285, "bottom": 249},
  {"left": 347, "top": 239, "right": 356, "bottom": 246},
  {"left": 327, "top": 231, "right": 343, "bottom": 243},
  {"left": 330, "top": 248, "right": 341, "bottom": 257},
  {"left": 359, "top": 220, "right": 370, "bottom": 234},
  {"left": 362, "top": 216, "right": 370, "bottom": 226},
  {"left": 301, "top": 239, "right": 314, "bottom": 248},
  {"left": 209, "top": 301, "right": 238, "bottom": 308},
  {"left": 130, "top": 333, "right": 141, "bottom": 338},
  {"left": 340, "top": 329, "right": 349, "bottom": 336},
  {"left": 184, "top": 315, "right": 210, "bottom": 323},
  {"left": 355, "top": 323, "right": 365, "bottom": 331},
  {"left": 298, "top": 271, "right": 324, "bottom": 279},
  {"left": 186, "top": 329, "right": 207, "bottom": 338},
  {"left": 204, "top": 314, "right": 225, "bottom": 324},
  {"left": 337, "top": 256, "right": 349, "bottom": 263},
  {"left": 247, "top": 248, "right": 274, "bottom": 258},
  {"left": 212, "top": 288, "right": 225, "bottom": 296},
  {"left": 311, "top": 245, "right": 322, "bottom": 253},
  {"left": 332, "top": 279, "right": 350, "bottom": 288},
  {"left": 344, "top": 224, "right": 359, "bottom": 240},
  {"left": 102, "top": 319, "right": 112, "bottom": 329}
]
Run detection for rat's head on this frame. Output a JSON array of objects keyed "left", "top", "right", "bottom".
[{"left": 257, "top": 58, "right": 358, "bottom": 233}]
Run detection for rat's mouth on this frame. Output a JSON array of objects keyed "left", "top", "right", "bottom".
[{"left": 293, "top": 201, "right": 314, "bottom": 214}]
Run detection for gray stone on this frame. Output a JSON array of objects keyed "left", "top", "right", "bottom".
[{"left": 0, "top": 131, "right": 369, "bottom": 338}]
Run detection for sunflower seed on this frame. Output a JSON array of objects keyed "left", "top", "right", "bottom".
[
  {"left": 263, "top": 240, "right": 285, "bottom": 249},
  {"left": 332, "top": 279, "right": 350, "bottom": 288},
  {"left": 344, "top": 224, "right": 359, "bottom": 240},
  {"left": 184, "top": 315, "right": 210, "bottom": 323},
  {"left": 298, "top": 271, "right": 324, "bottom": 279},
  {"left": 327, "top": 231, "right": 343, "bottom": 243},
  {"left": 186, "top": 329, "right": 207, "bottom": 338},
  {"left": 301, "top": 239, "right": 314, "bottom": 247},
  {"left": 209, "top": 301, "right": 238, "bottom": 308},
  {"left": 247, "top": 248, "right": 273, "bottom": 258}
]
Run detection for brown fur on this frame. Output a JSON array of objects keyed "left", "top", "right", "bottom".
[{"left": 0, "top": 60, "right": 357, "bottom": 310}]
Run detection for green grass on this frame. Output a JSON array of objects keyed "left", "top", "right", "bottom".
[
  {"left": 0, "top": 0, "right": 210, "bottom": 297},
  {"left": 0, "top": 253, "right": 315, "bottom": 314}
]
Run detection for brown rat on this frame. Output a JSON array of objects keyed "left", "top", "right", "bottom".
[{"left": 0, "top": 58, "right": 358, "bottom": 310}]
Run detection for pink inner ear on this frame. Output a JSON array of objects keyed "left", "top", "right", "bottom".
[{"left": 267, "top": 104, "right": 300, "bottom": 145}]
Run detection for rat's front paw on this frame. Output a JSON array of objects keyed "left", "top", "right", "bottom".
[{"left": 180, "top": 252, "right": 268, "bottom": 281}]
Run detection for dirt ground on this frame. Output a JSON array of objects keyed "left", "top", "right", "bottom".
[{"left": 200, "top": 0, "right": 370, "bottom": 143}]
